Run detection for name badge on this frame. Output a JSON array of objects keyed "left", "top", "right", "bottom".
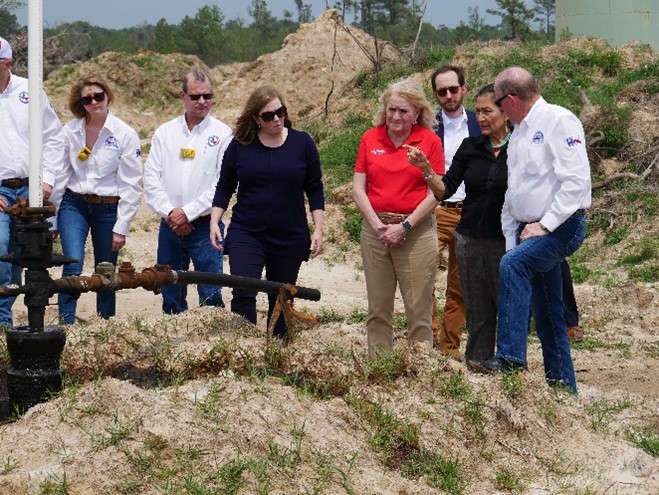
[
  {"left": 180, "top": 147, "right": 196, "bottom": 159},
  {"left": 77, "top": 146, "right": 92, "bottom": 161}
]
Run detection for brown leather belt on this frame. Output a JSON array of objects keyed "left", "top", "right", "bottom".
[
  {"left": 439, "top": 201, "right": 463, "bottom": 209},
  {"left": 376, "top": 212, "right": 408, "bottom": 225},
  {"left": 67, "top": 188, "right": 120, "bottom": 205},
  {"left": 1, "top": 178, "right": 29, "bottom": 188}
]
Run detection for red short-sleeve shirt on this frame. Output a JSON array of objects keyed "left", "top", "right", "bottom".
[{"left": 354, "top": 125, "right": 445, "bottom": 213}]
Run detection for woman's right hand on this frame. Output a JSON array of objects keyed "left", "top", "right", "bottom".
[{"left": 210, "top": 223, "right": 224, "bottom": 251}]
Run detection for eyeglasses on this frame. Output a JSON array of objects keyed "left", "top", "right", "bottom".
[
  {"left": 81, "top": 91, "right": 106, "bottom": 106},
  {"left": 435, "top": 85, "right": 460, "bottom": 97},
  {"left": 187, "top": 93, "right": 213, "bottom": 101},
  {"left": 495, "top": 93, "right": 513, "bottom": 108},
  {"left": 259, "top": 105, "right": 287, "bottom": 122}
]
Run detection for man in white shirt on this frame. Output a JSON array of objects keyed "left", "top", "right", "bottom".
[
  {"left": 0, "top": 36, "right": 64, "bottom": 328},
  {"left": 144, "top": 67, "right": 232, "bottom": 314},
  {"left": 470, "top": 67, "right": 591, "bottom": 393},
  {"left": 429, "top": 66, "right": 481, "bottom": 360}
]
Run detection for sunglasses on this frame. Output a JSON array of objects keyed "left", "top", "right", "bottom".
[
  {"left": 259, "top": 105, "right": 287, "bottom": 122},
  {"left": 495, "top": 93, "right": 513, "bottom": 108},
  {"left": 187, "top": 93, "right": 213, "bottom": 101},
  {"left": 435, "top": 85, "right": 461, "bottom": 97},
  {"left": 81, "top": 91, "right": 106, "bottom": 105}
]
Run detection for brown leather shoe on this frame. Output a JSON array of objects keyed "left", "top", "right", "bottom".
[{"left": 567, "top": 326, "right": 584, "bottom": 343}]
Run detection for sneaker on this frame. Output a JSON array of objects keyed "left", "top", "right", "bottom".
[
  {"left": 567, "top": 326, "right": 584, "bottom": 343},
  {"left": 467, "top": 357, "right": 526, "bottom": 374}
]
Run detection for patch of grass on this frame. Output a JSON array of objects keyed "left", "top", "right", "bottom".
[
  {"left": 317, "top": 307, "right": 345, "bottom": 324},
  {"left": 619, "top": 236, "right": 659, "bottom": 265},
  {"left": 500, "top": 370, "right": 525, "bottom": 400},
  {"left": 392, "top": 312, "right": 408, "bottom": 329},
  {"left": 604, "top": 225, "right": 629, "bottom": 245},
  {"left": 402, "top": 450, "right": 466, "bottom": 495},
  {"left": 628, "top": 263, "right": 659, "bottom": 283},
  {"left": 586, "top": 396, "right": 636, "bottom": 430},
  {"left": 40, "top": 470, "right": 70, "bottom": 495},
  {"left": 439, "top": 371, "right": 471, "bottom": 400},
  {"left": 495, "top": 465, "right": 526, "bottom": 492},
  {"left": 366, "top": 347, "right": 408, "bottom": 384},
  {"left": 318, "top": 116, "right": 371, "bottom": 190},
  {"left": 627, "top": 425, "right": 659, "bottom": 457},
  {"left": 573, "top": 336, "right": 631, "bottom": 358},
  {"left": 348, "top": 307, "right": 367, "bottom": 324},
  {"left": 342, "top": 205, "right": 362, "bottom": 244}
]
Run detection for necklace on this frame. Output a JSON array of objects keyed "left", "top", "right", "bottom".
[{"left": 489, "top": 132, "right": 511, "bottom": 153}]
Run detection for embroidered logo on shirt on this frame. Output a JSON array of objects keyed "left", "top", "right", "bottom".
[
  {"left": 207, "top": 135, "right": 220, "bottom": 147},
  {"left": 370, "top": 148, "right": 385, "bottom": 155},
  {"left": 566, "top": 136, "right": 582, "bottom": 148},
  {"left": 531, "top": 131, "right": 544, "bottom": 144},
  {"left": 104, "top": 136, "right": 119, "bottom": 149},
  {"left": 18, "top": 92, "right": 29, "bottom": 104},
  {"left": 135, "top": 148, "right": 141, "bottom": 158}
]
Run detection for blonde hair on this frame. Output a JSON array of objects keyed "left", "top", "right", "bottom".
[{"left": 373, "top": 77, "right": 434, "bottom": 129}]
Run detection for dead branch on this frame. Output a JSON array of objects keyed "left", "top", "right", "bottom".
[
  {"left": 640, "top": 150, "right": 659, "bottom": 180},
  {"left": 592, "top": 172, "right": 639, "bottom": 190},
  {"left": 586, "top": 130, "right": 605, "bottom": 147},
  {"left": 410, "top": 0, "right": 429, "bottom": 57}
]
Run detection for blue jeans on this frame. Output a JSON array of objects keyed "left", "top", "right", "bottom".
[
  {"left": 157, "top": 216, "right": 224, "bottom": 314},
  {"left": 58, "top": 190, "right": 119, "bottom": 323},
  {"left": 226, "top": 242, "right": 303, "bottom": 339},
  {"left": 496, "top": 211, "right": 586, "bottom": 392},
  {"left": 0, "top": 184, "right": 27, "bottom": 326}
]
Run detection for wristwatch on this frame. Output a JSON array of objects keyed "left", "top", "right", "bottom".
[{"left": 401, "top": 220, "right": 412, "bottom": 231}]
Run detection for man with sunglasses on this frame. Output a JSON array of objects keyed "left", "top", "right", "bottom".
[
  {"left": 469, "top": 67, "right": 591, "bottom": 393},
  {"left": 144, "top": 67, "right": 232, "bottom": 314},
  {"left": 0, "top": 36, "right": 65, "bottom": 329},
  {"left": 428, "top": 65, "right": 481, "bottom": 360}
]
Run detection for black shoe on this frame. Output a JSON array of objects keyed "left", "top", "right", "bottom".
[{"left": 467, "top": 357, "right": 526, "bottom": 375}]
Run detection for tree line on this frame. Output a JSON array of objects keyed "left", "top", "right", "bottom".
[{"left": 1, "top": 0, "right": 556, "bottom": 67}]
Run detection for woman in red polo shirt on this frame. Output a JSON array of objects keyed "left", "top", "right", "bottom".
[{"left": 352, "top": 77, "right": 445, "bottom": 357}]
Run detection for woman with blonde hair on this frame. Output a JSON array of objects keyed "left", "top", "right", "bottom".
[{"left": 352, "top": 77, "right": 444, "bottom": 356}]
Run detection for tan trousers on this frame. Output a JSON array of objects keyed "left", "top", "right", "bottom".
[
  {"left": 361, "top": 215, "right": 438, "bottom": 356},
  {"left": 431, "top": 206, "right": 465, "bottom": 355}
]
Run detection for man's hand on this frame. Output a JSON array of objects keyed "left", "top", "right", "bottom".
[
  {"left": 520, "top": 222, "right": 550, "bottom": 242},
  {"left": 43, "top": 183, "right": 53, "bottom": 201},
  {"left": 112, "top": 233, "right": 126, "bottom": 252}
]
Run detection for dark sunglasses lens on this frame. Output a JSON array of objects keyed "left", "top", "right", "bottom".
[
  {"left": 188, "top": 93, "right": 213, "bottom": 101},
  {"left": 437, "top": 86, "right": 460, "bottom": 97},
  {"left": 82, "top": 92, "right": 105, "bottom": 105},
  {"left": 260, "top": 106, "right": 286, "bottom": 122}
]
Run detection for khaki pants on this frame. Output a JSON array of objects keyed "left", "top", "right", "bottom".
[
  {"left": 431, "top": 206, "right": 465, "bottom": 355},
  {"left": 361, "top": 215, "right": 438, "bottom": 356}
]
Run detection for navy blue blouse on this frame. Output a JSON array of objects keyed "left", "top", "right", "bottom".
[{"left": 213, "top": 128, "right": 325, "bottom": 259}]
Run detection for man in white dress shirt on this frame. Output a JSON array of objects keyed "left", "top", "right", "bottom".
[
  {"left": 144, "top": 67, "right": 232, "bottom": 314},
  {"left": 429, "top": 65, "right": 481, "bottom": 359},
  {"left": 469, "top": 67, "right": 591, "bottom": 393},
  {"left": 0, "top": 36, "right": 64, "bottom": 328}
]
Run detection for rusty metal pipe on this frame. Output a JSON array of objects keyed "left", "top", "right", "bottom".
[{"left": 173, "top": 270, "right": 321, "bottom": 301}]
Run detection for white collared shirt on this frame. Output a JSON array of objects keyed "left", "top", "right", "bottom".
[
  {"left": 0, "top": 73, "right": 64, "bottom": 185},
  {"left": 441, "top": 108, "right": 469, "bottom": 202},
  {"left": 502, "top": 97, "right": 592, "bottom": 250},
  {"left": 144, "top": 114, "right": 232, "bottom": 221},
  {"left": 50, "top": 112, "right": 143, "bottom": 235}
]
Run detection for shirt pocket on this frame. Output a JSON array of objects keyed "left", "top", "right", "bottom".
[
  {"left": 525, "top": 145, "right": 548, "bottom": 176},
  {"left": 93, "top": 146, "right": 121, "bottom": 177}
]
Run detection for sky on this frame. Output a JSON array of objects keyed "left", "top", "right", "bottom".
[{"left": 15, "top": 0, "right": 501, "bottom": 30}]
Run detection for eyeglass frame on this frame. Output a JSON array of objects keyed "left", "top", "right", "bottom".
[
  {"left": 186, "top": 92, "right": 214, "bottom": 101},
  {"left": 434, "top": 85, "right": 461, "bottom": 97},
  {"left": 259, "top": 105, "right": 287, "bottom": 122},
  {"left": 81, "top": 91, "right": 106, "bottom": 106},
  {"left": 495, "top": 93, "right": 514, "bottom": 108}
]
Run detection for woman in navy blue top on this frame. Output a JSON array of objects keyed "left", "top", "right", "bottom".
[{"left": 210, "top": 86, "right": 325, "bottom": 338}]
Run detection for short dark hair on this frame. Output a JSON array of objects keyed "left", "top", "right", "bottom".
[{"left": 430, "top": 65, "right": 466, "bottom": 91}]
